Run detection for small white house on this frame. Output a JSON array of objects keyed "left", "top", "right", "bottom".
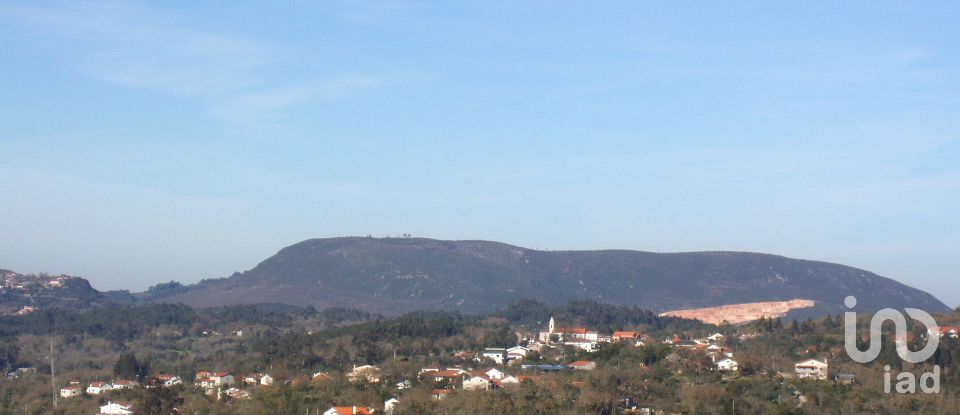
[
  {"left": 564, "top": 340, "right": 599, "bottom": 352},
  {"left": 716, "top": 358, "right": 739, "bottom": 372},
  {"left": 99, "top": 401, "right": 134, "bottom": 415},
  {"left": 384, "top": 397, "right": 399, "bottom": 415},
  {"left": 462, "top": 376, "right": 492, "bottom": 391},
  {"left": 484, "top": 368, "right": 505, "bottom": 380},
  {"left": 59, "top": 385, "right": 81, "bottom": 398},
  {"left": 87, "top": 381, "right": 112, "bottom": 395},
  {"left": 481, "top": 348, "right": 508, "bottom": 365},
  {"left": 260, "top": 374, "right": 274, "bottom": 385},
  {"left": 111, "top": 379, "right": 138, "bottom": 390},
  {"left": 506, "top": 345, "right": 528, "bottom": 361},
  {"left": 161, "top": 375, "right": 182, "bottom": 387},
  {"left": 795, "top": 359, "right": 829, "bottom": 381}
]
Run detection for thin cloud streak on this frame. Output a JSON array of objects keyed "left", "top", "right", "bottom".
[{"left": 2, "top": 1, "right": 378, "bottom": 124}]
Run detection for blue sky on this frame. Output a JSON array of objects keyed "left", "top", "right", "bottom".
[{"left": 1, "top": 1, "right": 958, "bottom": 306}]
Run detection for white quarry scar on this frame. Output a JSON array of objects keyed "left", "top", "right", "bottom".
[{"left": 659, "top": 299, "right": 816, "bottom": 325}]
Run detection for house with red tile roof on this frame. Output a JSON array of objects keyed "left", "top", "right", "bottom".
[
  {"left": 567, "top": 360, "right": 597, "bottom": 370},
  {"left": 323, "top": 406, "right": 373, "bottom": 415}
]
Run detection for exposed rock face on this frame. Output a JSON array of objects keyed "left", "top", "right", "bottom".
[{"left": 659, "top": 299, "right": 816, "bottom": 325}]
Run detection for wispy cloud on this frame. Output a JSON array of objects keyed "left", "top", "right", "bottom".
[
  {"left": 1, "top": 1, "right": 378, "bottom": 123},
  {"left": 210, "top": 76, "right": 381, "bottom": 124}
]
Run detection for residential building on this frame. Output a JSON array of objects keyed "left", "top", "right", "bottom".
[
  {"left": 59, "top": 385, "right": 81, "bottom": 398},
  {"left": 348, "top": 365, "right": 381, "bottom": 383},
  {"left": 323, "top": 406, "right": 373, "bottom": 415},
  {"left": 111, "top": 379, "right": 138, "bottom": 390},
  {"left": 481, "top": 348, "right": 508, "bottom": 365},
  {"left": 462, "top": 376, "right": 492, "bottom": 391},
  {"left": 795, "top": 359, "right": 829, "bottom": 381},
  {"left": 384, "top": 398, "right": 399, "bottom": 415},
  {"left": 99, "top": 401, "right": 134, "bottom": 415},
  {"left": 716, "top": 358, "right": 739, "bottom": 372},
  {"left": 87, "top": 381, "right": 112, "bottom": 395},
  {"left": 568, "top": 361, "right": 597, "bottom": 371}
]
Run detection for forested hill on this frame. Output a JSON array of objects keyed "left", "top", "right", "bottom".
[{"left": 149, "top": 237, "right": 949, "bottom": 316}]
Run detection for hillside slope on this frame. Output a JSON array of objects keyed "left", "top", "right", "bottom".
[{"left": 154, "top": 237, "right": 949, "bottom": 316}]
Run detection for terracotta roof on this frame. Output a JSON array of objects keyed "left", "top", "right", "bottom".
[
  {"left": 328, "top": 406, "right": 373, "bottom": 415},
  {"left": 567, "top": 361, "right": 594, "bottom": 367}
]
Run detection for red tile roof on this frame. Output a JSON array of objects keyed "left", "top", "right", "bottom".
[
  {"left": 567, "top": 360, "right": 594, "bottom": 367},
  {"left": 328, "top": 406, "right": 373, "bottom": 415}
]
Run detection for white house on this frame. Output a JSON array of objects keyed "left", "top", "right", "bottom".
[
  {"left": 498, "top": 375, "right": 519, "bottom": 386},
  {"left": 224, "top": 387, "right": 252, "bottom": 399},
  {"left": 158, "top": 375, "right": 182, "bottom": 387},
  {"left": 506, "top": 345, "right": 529, "bottom": 362},
  {"left": 716, "top": 358, "right": 739, "bottom": 372},
  {"left": 260, "top": 374, "right": 274, "bottom": 385},
  {"left": 384, "top": 397, "right": 399, "bottom": 415},
  {"left": 87, "top": 381, "right": 112, "bottom": 395},
  {"left": 99, "top": 401, "right": 134, "bottom": 415},
  {"left": 112, "top": 379, "right": 138, "bottom": 390},
  {"left": 564, "top": 339, "right": 599, "bottom": 352},
  {"left": 208, "top": 373, "right": 234, "bottom": 386},
  {"left": 59, "top": 385, "right": 81, "bottom": 398},
  {"left": 348, "top": 365, "right": 381, "bottom": 383},
  {"left": 481, "top": 348, "right": 508, "bottom": 365},
  {"left": 484, "top": 368, "right": 505, "bottom": 380},
  {"left": 795, "top": 359, "right": 829, "bottom": 381},
  {"left": 462, "top": 376, "right": 492, "bottom": 391}
]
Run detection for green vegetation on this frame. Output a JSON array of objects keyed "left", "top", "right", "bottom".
[{"left": 0, "top": 300, "right": 959, "bottom": 414}]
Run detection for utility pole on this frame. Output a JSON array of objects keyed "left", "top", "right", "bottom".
[{"left": 50, "top": 338, "right": 57, "bottom": 408}]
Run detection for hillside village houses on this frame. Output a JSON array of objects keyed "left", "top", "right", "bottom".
[
  {"left": 538, "top": 317, "right": 601, "bottom": 352},
  {"left": 195, "top": 371, "right": 236, "bottom": 393},
  {"left": 37, "top": 315, "right": 864, "bottom": 414}
]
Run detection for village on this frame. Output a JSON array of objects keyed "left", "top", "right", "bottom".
[{"left": 33, "top": 314, "right": 951, "bottom": 415}]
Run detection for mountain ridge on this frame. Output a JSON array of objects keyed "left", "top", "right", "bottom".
[{"left": 149, "top": 236, "right": 950, "bottom": 317}]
